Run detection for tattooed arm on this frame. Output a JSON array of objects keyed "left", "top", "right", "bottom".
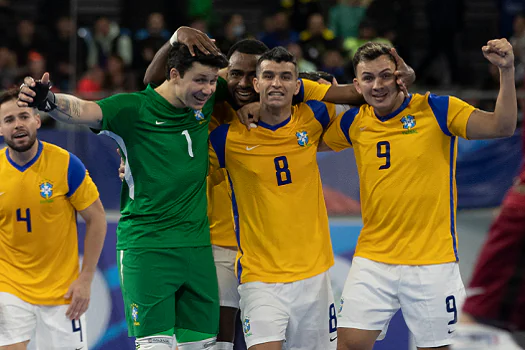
[{"left": 50, "top": 94, "right": 103, "bottom": 129}]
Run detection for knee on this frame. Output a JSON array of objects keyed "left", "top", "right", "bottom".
[{"left": 135, "top": 335, "right": 173, "bottom": 350}]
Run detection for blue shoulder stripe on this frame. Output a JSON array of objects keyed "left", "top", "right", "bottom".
[
  {"left": 67, "top": 153, "right": 87, "bottom": 198},
  {"left": 428, "top": 94, "right": 452, "bottom": 136},
  {"left": 306, "top": 100, "right": 330, "bottom": 129},
  {"left": 340, "top": 108, "right": 360, "bottom": 145},
  {"left": 209, "top": 124, "right": 230, "bottom": 168}
]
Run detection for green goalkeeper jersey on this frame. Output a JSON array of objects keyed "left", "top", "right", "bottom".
[{"left": 96, "top": 78, "right": 228, "bottom": 249}]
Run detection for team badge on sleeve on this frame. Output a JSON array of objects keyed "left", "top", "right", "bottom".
[
  {"left": 39, "top": 182, "right": 53, "bottom": 199},
  {"left": 338, "top": 297, "right": 345, "bottom": 314},
  {"left": 296, "top": 131, "right": 309, "bottom": 146},
  {"left": 243, "top": 317, "right": 252, "bottom": 336},
  {"left": 400, "top": 115, "right": 416, "bottom": 129}
]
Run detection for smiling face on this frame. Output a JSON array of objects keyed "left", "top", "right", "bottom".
[
  {"left": 254, "top": 59, "right": 301, "bottom": 109},
  {"left": 354, "top": 54, "right": 403, "bottom": 116},
  {"left": 171, "top": 62, "right": 219, "bottom": 110},
  {"left": 227, "top": 51, "right": 260, "bottom": 106},
  {"left": 0, "top": 99, "right": 40, "bottom": 152}
]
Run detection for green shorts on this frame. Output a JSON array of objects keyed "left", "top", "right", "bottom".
[{"left": 117, "top": 246, "right": 219, "bottom": 338}]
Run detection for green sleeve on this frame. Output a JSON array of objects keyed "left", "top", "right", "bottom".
[
  {"left": 214, "top": 76, "right": 229, "bottom": 102},
  {"left": 95, "top": 92, "right": 143, "bottom": 136}
]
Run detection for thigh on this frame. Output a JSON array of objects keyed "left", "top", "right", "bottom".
[
  {"left": 286, "top": 272, "right": 337, "bottom": 350},
  {"left": 400, "top": 262, "right": 465, "bottom": 348},
  {"left": 238, "top": 282, "right": 288, "bottom": 349},
  {"left": 337, "top": 257, "right": 400, "bottom": 339},
  {"left": 0, "top": 293, "right": 36, "bottom": 347},
  {"left": 176, "top": 246, "right": 220, "bottom": 335},
  {"left": 35, "top": 305, "right": 87, "bottom": 350},
  {"left": 118, "top": 249, "right": 181, "bottom": 338},
  {"left": 213, "top": 245, "right": 240, "bottom": 309}
]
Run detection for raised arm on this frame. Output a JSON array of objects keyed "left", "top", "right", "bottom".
[
  {"left": 466, "top": 39, "right": 517, "bottom": 139},
  {"left": 144, "top": 27, "right": 221, "bottom": 85},
  {"left": 17, "top": 73, "right": 103, "bottom": 129}
]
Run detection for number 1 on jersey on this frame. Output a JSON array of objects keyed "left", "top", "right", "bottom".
[
  {"left": 376, "top": 141, "right": 391, "bottom": 170},
  {"left": 181, "top": 130, "right": 194, "bottom": 158}
]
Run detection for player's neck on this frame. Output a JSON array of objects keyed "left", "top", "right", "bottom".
[
  {"left": 156, "top": 82, "right": 186, "bottom": 108},
  {"left": 8, "top": 140, "right": 39, "bottom": 166},
  {"left": 259, "top": 104, "right": 292, "bottom": 125},
  {"left": 374, "top": 92, "right": 406, "bottom": 117}
]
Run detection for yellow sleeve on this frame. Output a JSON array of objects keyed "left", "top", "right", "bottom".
[
  {"left": 447, "top": 96, "right": 476, "bottom": 138},
  {"left": 295, "top": 79, "right": 331, "bottom": 103},
  {"left": 69, "top": 171, "right": 100, "bottom": 211},
  {"left": 208, "top": 141, "right": 220, "bottom": 174},
  {"left": 322, "top": 108, "right": 360, "bottom": 151}
]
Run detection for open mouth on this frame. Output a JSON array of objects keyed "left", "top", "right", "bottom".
[
  {"left": 268, "top": 91, "right": 285, "bottom": 98},
  {"left": 13, "top": 131, "right": 28, "bottom": 139},
  {"left": 372, "top": 92, "right": 388, "bottom": 102},
  {"left": 193, "top": 95, "right": 209, "bottom": 105},
  {"left": 235, "top": 90, "right": 255, "bottom": 102}
]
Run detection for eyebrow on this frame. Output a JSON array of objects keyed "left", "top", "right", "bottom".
[
  {"left": 262, "top": 70, "right": 294, "bottom": 75},
  {"left": 361, "top": 68, "right": 393, "bottom": 76}
]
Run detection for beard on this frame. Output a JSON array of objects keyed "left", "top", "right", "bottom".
[{"left": 5, "top": 133, "right": 37, "bottom": 153}]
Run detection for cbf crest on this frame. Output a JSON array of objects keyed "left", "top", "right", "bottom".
[
  {"left": 243, "top": 317, "right": 252, "bottom": 337},
  {"left": 400, "top": 115, "right": 418, "bottom": 134},
  {"left": 296, "top": 130, "right": 309, "bottom": 146},
  {"left": 39, "top": 181, "right": 53, "bottom": 199},
  {"left": 194, "top": 109, "right": 205, "bottom": 121},
  {"left": 131, "top": 303, "right": 140, "bottom": 326}
]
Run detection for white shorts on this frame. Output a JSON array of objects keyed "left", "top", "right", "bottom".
[
  {"left": 452, "top": 324, "right": 524, "bottom": 350},
  {"left": 213, "top": 245, "right": 240, "bottom": 309},
  {"left": 238, "top": 271, "right": 337, "bottom": 350},
  {"left": 338, "top": 257, "right": 466, "bottom": 348},
  {"left": 0, "top": 292, "right": 88, "bottom": 349}
]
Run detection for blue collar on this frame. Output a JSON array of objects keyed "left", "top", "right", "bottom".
[
  {"left": 375, "top": 94, "right": 412, "bottom": 122},
  {"left": 258, "top": 116, "right": 291, "bottom": 131},
  {"left": 6, "top": 140, "right": 43, "bottom": 172}
]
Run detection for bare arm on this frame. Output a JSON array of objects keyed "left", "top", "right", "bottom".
[
  {"left": 144, "top": 41, "right": 170, "bottom": 85},
  {"left": 466, "top": 39, "right": 517, "bottom": 139},
  {"left": 77, "top": 198, "right": 106, "bottom": 282}
]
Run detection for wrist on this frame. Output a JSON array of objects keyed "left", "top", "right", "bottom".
[
  {"left": 169, "top": 28, "right": 180, "bottom": 46},
  {"left": 79, "top": 269, "right": 95, "bottom": 281}
]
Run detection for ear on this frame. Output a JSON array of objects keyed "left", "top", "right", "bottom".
[
  {"left": 35, "top": 113, "right": 41, "bottom": 130},
  {"left": 293, "top": 79, "right": 301, "bottom": 95},
  {"left": 170, "top": 68, "right": 180, "bottom": 82},
  {"left": 253, "top": 77, "right": 260, "bottom": 94},
  {"left": 353, "top": 78, "right": 362, "bottom": 95}
]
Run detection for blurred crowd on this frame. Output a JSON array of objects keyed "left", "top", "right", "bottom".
[{"left": 1, "top": 0, "right": 525, "bottom": 129}]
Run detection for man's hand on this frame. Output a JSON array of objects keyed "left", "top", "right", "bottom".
[
  {"left": 17, "top": 72, "right": 49, "bottom": 107},
  {"left": 176, "top": 27, "right": 220, "bottom": 56},
  {"left": 236, "top": 102, "right": 260, "bottom": 130},
  {"left": 391, "top": 48, "right": 414, "bottom": 96},
  {"left": 482, "top": 39, "right": 514, "bottom": 70},
  {"left": 64, "top": 275, "right": 92, "bottom": 320}
]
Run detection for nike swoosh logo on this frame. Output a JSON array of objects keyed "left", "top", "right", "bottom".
[
  {"left": 246, "top": 145, "right": 261, "bottom": 151},
  {"left": 330, "top": 336, "right": 337, "bottom": 342},
  {"left": 156, "top": 121, "right": 166, "bottom": 125},
  {"left": 360, "top": 126, "right": 367, "bottom": 131},
  {"left": 448, "top": 330, "right": 455, "bottom": 334}
]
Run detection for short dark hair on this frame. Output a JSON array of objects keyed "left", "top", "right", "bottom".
[
  {"left": 166, "top": 42, "right": 229, "bottom": 80},
  {"left": 256, "top": 46, "right": 298, "bottom": 76},
  {"left": 298, "top": 71, "right": 334, "bottom": 83},
  {"left": 0, "top": 88, "right": 19, "bottom": 108},
  {"left": 227, "top": 39, "right": 269, "bottom": 59},
  {"left": 352, "top": 42, "right": 396, "bottom": 74}
]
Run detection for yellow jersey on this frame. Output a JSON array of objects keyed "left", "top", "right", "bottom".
[
  {"left": 0, "top": 141, "right": 100, "bottom": 305},
  {"left": 209, "top": 100, "right": 336, "bottom": 283},
  {"left": 323, "top": 93, "right": 475, "bottom": 265},
  {"left": 207, "top": 79, "right": 331, "bottom": 247}
]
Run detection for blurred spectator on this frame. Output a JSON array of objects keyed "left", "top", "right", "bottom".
[
  {"left": 87, "top": 17, "right": 133, "bottom": 69},
  {"left": 102, "top": 55, "right": 137, "bottom": 94},
  {"left": 499, "top": 0, "right": 525, "bottom": 38},
  {"left": 0, "top": 46, "right": 17, "bottom": 89},
  {"left": 299, "top": 13, "right": 341, "bottom": 67},
  {"left": 134, "top": 12, "right": 170, "bottom": 83},
  {"left": 416, "top": 0, "right": 465, "bottom": 86},
  {"left": 287, "top": 43, "right": 317, "bottom": 72},
  {"left": 187, "top": 0, "right": 213, "bottom": 27},
  {"left": 259, "top": 11, "right": 300, "bottom": 49},
  {"left": 48, "top": 16, "right": 90, "bottom": 91},
  {"left": 217, "top": 14, "right": 249, "bottom": 55},
  {"left": 189, "top": 17, "right": 211, "bottom": 36},
  {"left": 0, "top": 0, "right": 16, "bottom": 46},
  {"left": 343, "top": 20, "right": 392, "bottom": 59},
  {"left": 281, "top": 0, "right": 323, "bottom": 32},
  {"left": 26, "top": 51, "right": 46, "bottom": 79},
  {"left": 77, "top": 66, "right": 105, "bottom": 100},
  {"left": 320, "top": 49, "right": 349, "bottom": 83},
  {"left": 9, "top": 19, "right": 48, "bottom": 68},
  {"left": 328, "top": 0, "right": 367, "bottom": 39},
  {"left": 511, "top": 14, "right": 525, "bottom": 83}
]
